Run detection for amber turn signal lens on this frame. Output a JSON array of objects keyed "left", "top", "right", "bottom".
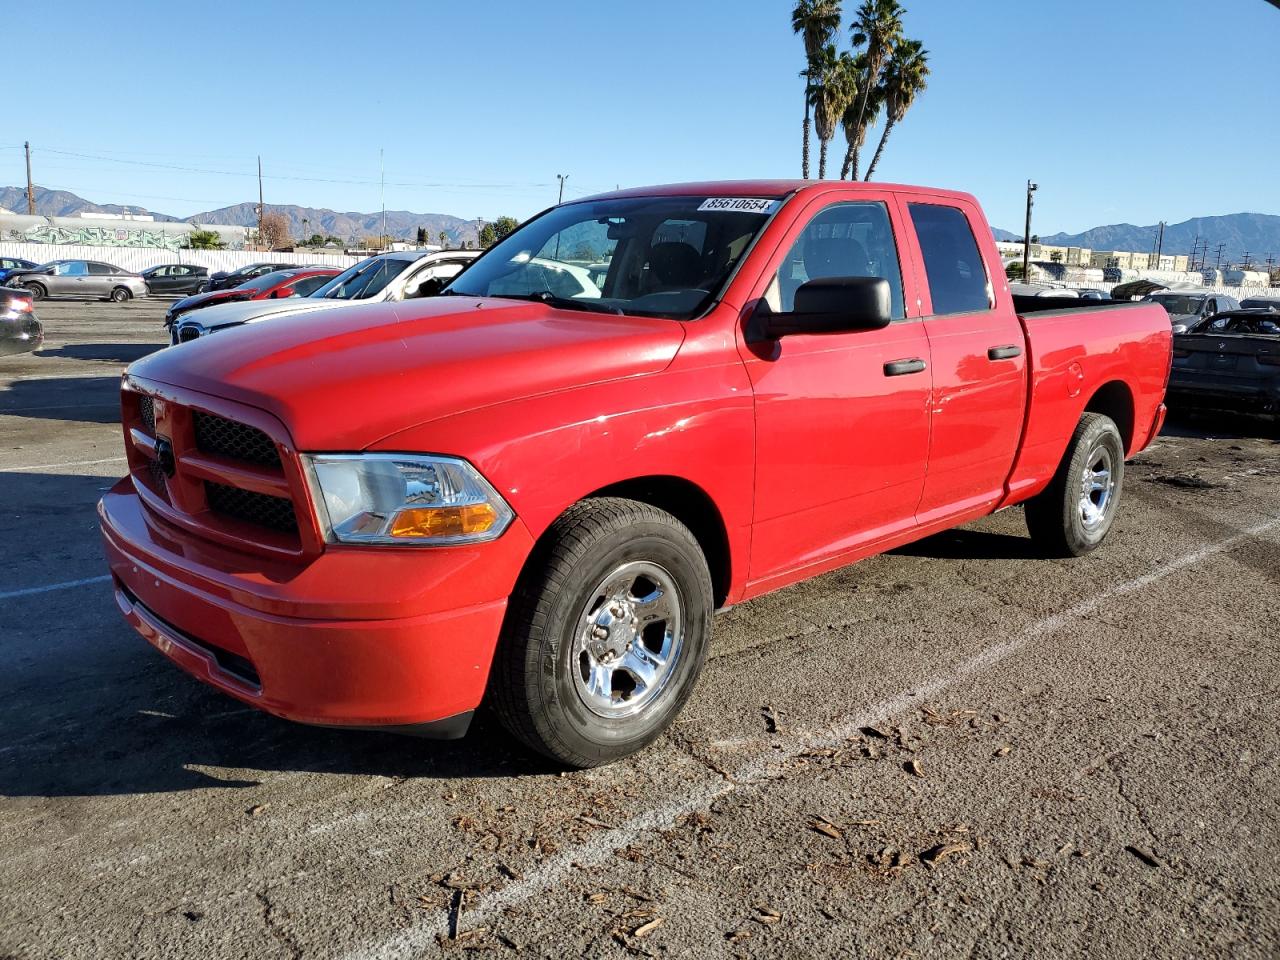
[{"left": 388, "top": 502, "right": 499, "bottom": 539}]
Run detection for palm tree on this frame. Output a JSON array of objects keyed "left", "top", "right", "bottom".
[
  {"left": 842, "top": 0, "right": 903, "bottom": 180},
  {"left": 811, "top": 48, "right": 859, "bottom": 179},
  {"left": 792, "top": 0, "right": 843, "bottom": 179},
  {"left": 864, "top": 39, "right": 929, "bottom": 181},
  {"left": 839, "top": 53, "right": 882, "bottom": 179}
]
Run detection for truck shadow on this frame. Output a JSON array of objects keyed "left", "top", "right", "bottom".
[
  {"left": 1163, "top": 407, "right": 1279, "bottom": 441},
  {"left": 890, "top": 527, "right": 1041, "bottom": 561},
  {"left": 35, "top": 343, "right": 162, "bottom": 364},
  {"left": 0, "top": 375, "right": 123, "bottom": 424}
]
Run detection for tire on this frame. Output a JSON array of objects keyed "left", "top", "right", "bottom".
[
  {"left": 1025, "top": 412, "right": 1125, "bottom": 557},
  {"left": 491, "top": 497, "right": 713, "bottom": 767},
  {"left": 110, "top": 286, "right": 132, "bottom": 303},
  {"left": 24, "top": 282, "right": 45, "bottom": 301},
  {"left": 195, "top": 281, "right": 208, "bottom": 294}
]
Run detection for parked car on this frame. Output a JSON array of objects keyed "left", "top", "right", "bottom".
[
  {"left": 141, "top": 264, "right": 210, "bottom": 297},
  {"left": 1142, "top": 291, "right": 1239, "bottom": 327},
  {"left": 8, "top": 260, "right": 148, "bottom": 302},
  {"left": 1168, "top": 310, "right": 1280, "bottom": 414},
  {"left": 0, "top": 257, "right": 38, "bottom": 286},
  {"left": 101, "top": 180, "right": 1171, "bottom": 766},
  {"left": 1239, "top": 296, "right": 1280, "bottom": 313},
  {"left": 1076, "top": 288, "right": 1109, "bottom": 300},
  {"left": 170, "top": 250, "right": 478, "bottom": 344},
  {"left": 206, "top": 262, "right": 297, "bottom": 292},
  {"left": 0, "top": 285, "right": 41, "bottom": 355},
  {"left": 164, "top": 267, "right": 340, "bottom": 330}
]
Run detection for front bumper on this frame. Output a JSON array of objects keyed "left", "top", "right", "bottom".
[{"left": 99, "top": 477, "right": 534, "bottom": 732}]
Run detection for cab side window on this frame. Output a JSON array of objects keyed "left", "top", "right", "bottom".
[
  {"left": 908, "top": 203, "right": 990, "bottom": 315},
  {"left": 770, "top": 201, "right": 904, "bottom": 319}
]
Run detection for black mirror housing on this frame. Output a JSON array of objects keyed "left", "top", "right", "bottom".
[{"left": 756, "top": 276, "right": 893, "bottom": 339}]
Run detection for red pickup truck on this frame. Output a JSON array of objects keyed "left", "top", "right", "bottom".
[{"left": 100, "top": 181, "right": 1171, "bottom": 767}]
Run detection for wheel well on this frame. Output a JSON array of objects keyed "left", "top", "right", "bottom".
[
  {"left": 1084, "top": 381, "right": 1135, "bottom": 453},
  {"left": 584, "top": 476, "right": 732, "bottom": 608}
]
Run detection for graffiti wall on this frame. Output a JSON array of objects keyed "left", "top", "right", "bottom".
[{"left": 13, "top": 223, "right": 183, "bottom": 251}]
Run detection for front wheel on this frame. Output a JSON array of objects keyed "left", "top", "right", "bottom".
[
  {"left": 490, "top": 498, "right": 713, "bottom": 767},
  {"left": 110, "top": 286, "right": 132, "bottom": 303},
  {"left": 1025, "top": 412, "right": 1125, "bottom": 557},
  {"left": 24, "top": 282, "right": 45, "bottom": 301}
]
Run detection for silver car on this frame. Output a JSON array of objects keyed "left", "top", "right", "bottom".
[{"left": 11, "top": 260, "right": 149, "bottom": 303}]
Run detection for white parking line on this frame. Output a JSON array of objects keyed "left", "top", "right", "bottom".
[
  {"left": 2, "top": 456, "right": 127, "bottom": 473},
  {"left": 0, "top": 575, "right": 112, "bottom": 601},
  {"left": 344, "top": 513, "right": 1280, "bottom": 960}
]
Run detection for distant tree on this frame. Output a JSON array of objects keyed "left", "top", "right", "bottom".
[
  {"left": 258, "top": 212, "right": 291, "bottom": 250},
  {"left": 811, "top": 47, "right": 858, "bottom": 179},
  {"left": 479, "top": 216, "right": 520, "bottom": 249},
  {"left": 862, "top": 38, "right": 929, "bottom": 180},
  {"left": 438, "top": 231, "right": 448, "bottom": 249},
  {"left": 843, "top": 0, "right": 904, "bottom": 180},
  {"left": 1050, "top": 251, "right": 1063, "bottom": 263},
  {"left": 307, "top": 233, "right": 326, "bottom": 247},
  {"left": 1005, "top": 262, "right": 1026, "bottom": 281},
  {"left": 415, "top": 226, "right": 428, "bottom": 245},
  {"left": 792, "top": 0, "right": 843, "bottom": 179},
  {"left": 184, "top": 228, "right": 224, "bottom": 250}
]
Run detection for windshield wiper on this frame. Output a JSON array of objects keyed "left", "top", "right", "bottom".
[{"left": 490, "top": 291, "right": 624, "bottom": 315}]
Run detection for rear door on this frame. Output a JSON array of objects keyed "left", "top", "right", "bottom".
[
  {"left": 740, "top": 191, "right": 932, "bottom": 584},
  {"left": 901, "top": 198, "right": 1027, "bottom": 523},
  {"left": 87, "top": 262, "right": 117, "bottom": 296}
]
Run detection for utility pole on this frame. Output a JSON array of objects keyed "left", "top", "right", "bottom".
[
  {"left": 256, "top": 155, "right": 264, "bottom": 251},
  {"left": 1022, "top": 180, "right": 1037, "bottom": 283},
  {"left": 1214, "top": 243, "right": 1226, "bottom": 270},
  {"left": 380, "top": 148, "right": 386, "bottom": 248},
  {"left": 1241, "top": 250, "right": 1252, "bottom": 269},
  {"left": 556, "top": 174, "right": 569, "bottom": 205},
  {"left": 24, "top": 141, "right": 35, "bottom": 214}
]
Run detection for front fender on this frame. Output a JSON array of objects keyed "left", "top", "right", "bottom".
[{"left": 371, "top": 363, "right": 756, "bottom": 604}]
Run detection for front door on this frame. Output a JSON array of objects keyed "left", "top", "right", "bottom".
[
  {"left": 902, "top": 199, "right": 1027, "bottom": 522},
  {"left": 739, "top": 193, "right": 931, "bottom": 587}
]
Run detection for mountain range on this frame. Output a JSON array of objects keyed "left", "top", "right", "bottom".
[
  {"left": 0, "top": 186, "right": 481, "bottom": 246},
  {"left": 994, "top": 213, "right": 1280, "bottom": 266},
  {"left": 3, "top": 186, "right": 1277, "bottom": 264}
]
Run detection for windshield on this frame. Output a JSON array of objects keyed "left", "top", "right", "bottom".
[
  {"left": 310, "top": 257, "right": 413, "bottom": 300},
  {"left": 443, "top": 195, "right": 782, "bottom": 319},
  {"left": 1147, "top": 295, "right": 1204, "bottom": 315}
]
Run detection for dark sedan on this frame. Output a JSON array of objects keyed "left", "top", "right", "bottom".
[
  {"left": 164, "top": 267, "right": 339, "bottom": 328},
  {"left": 1169, "top": 310, "right": 1280, "bottom": 415},
  {"left": 141, "top": 264, "right": 209, "bottom": 297},
  {"left": 206, "top": 261, "right": 297, "bottom": 291},
  {"left": 0, "top": 286, "right": 42, "bottom": 356}
]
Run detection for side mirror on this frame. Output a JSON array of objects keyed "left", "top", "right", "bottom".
[{"left": 754, "top": 276, "right": 893, "bottom": 340}]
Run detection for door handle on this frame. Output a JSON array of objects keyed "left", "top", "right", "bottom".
[
  {"left": 884, "top": 358, "right": 927, "bottom": 377},
  {"left": 987, "top": 344, "right": 1022, "bottom": 360}
]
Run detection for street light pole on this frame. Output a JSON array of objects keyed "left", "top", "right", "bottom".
[
  {"left": 1022, "top": 180, "right": 1037, "bottom": 283},
  {"left": 556, "top": 174, "right": 569, "bottom": 204}
]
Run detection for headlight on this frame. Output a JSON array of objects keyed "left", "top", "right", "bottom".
[{"left": 304, "top": 454, "right": 513, "bottom": 545}]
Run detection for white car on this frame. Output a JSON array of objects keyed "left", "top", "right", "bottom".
[{"left": 171, "top": 249, "right": 478, "bottom": 345}]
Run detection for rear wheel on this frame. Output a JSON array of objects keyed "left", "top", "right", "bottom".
[
  {"left": 24, "top": 282, "right": 45, "bottom": 301},
  {"left": 1025, "top": 412, "right": 1125, "bottom": 557},
  {"left": 110, "top": 286, "right": 132, "bottom": 303},
  {"left": 491, "top": 498, "right": 713, "bottom": 767}
]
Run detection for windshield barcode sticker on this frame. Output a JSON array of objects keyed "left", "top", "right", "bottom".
[{"left": 697, "top": 198, "right": 782, "bottom": 215}]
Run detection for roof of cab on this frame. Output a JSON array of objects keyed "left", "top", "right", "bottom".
[{"left": 575, "top": 180, "right": 977, "bottom": 205}]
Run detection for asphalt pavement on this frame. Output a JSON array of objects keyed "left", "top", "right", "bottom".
[{"left": 1, "top": 298, "right": 1278, "bottom": 959}]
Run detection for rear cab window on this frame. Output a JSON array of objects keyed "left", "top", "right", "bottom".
[{"left": 908, "top": 203, "right": 992, "bottom": 315}]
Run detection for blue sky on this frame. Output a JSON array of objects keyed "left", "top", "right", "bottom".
[{"left": 6, "top": 0, "right": 1277, "bottom": 233}]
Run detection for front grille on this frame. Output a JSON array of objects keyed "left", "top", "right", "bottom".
[
  {"left": 178, "top": 326, "right": 201, "bottom": 343},
  {"left": 205, "top": 481, "right": 298, "bottom": 533},
  {"left": 146, "top": 457, "right": 167, "bottom": 496},
  {"left": 138, "top": 395, "right": 156, "bottom": 433},
  {"left": 193, "top": 412, "right": 281, "bottom": 468}
]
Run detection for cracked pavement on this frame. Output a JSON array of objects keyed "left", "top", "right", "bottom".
[{"left": 1, "top": 300, "right": 1278, "bottom": 958}]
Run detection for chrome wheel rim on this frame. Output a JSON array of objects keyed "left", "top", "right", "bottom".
[
  {"left": 1079, "top": 445, "right": 1116, "bottom": 530},
  {"left": 572, "top": 560, "right": 684, "bottom": 719}
]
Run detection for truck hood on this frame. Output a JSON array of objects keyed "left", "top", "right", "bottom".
[
  {"left": 129, "top": 297, "right": 686, "bottom": 450},
  {"left": 176, "top": 296, "right": 350, "bottom": 330}
]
